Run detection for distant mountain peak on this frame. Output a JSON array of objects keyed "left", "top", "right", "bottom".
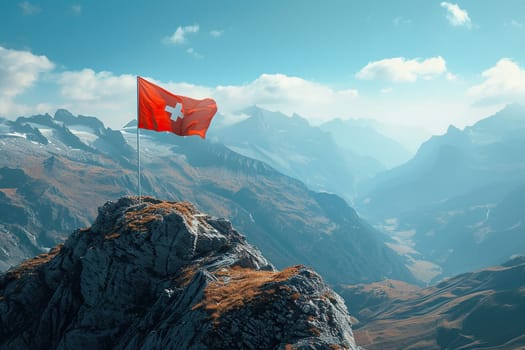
[
  {"left": 15, "top": 113, "right": 54, "bottom": 127},
  {"left": 320, "top": 117, "right": 411, "bottom": 169},
  {"left": 500, "top": 102, "right": 525, "bottom": 113},
  {"left": 469, "top": 103, "right": 525, "bottom": 135},
  {"left": 502, "top": 255, "right": 525, "bottom": 267},
  {"left": 446, "top": 124, "right": 461, "bottom": 133},
  {"left": 123, "top": 119, "right": 137, "bottom": 128},
  {"left": 54, "top": 109, "right": 106, "bottom": 134},
  {"left": 53, "top": 108, "right": 75, "bottom": 120}
]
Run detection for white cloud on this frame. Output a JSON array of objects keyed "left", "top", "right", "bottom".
[
  {"left": 210, "top": 30, "right": 224, "bottom": 38},
  {"left": 0, "top": 46, "right": 54, "bottom": 116},
  {"left": 45, "top": 70, "right": 503, "bottom": 136},
  {"left": 52, "top": 72, "right": 359, "bottom": 127},
  {"left": 446, "top": 72, "right": 458, "bottom": 81},
  {"left": 58, "top": 69, "right": 135, "bottom": 101},
  {"left": 212, "top": 74, "right": 359, "bottom": 123},
  {"left": 56, "top": 69, "right": 137, "bottom": 126},
  {"left": 150, "top": 74, "right": 358, "bottom": 124},
  {"left": 163, "top": 25, "right": 199, "bottom": 45},
  {"left": 186, "top": 48, "right": 203, "bottom": 59},
  {"left": 509, "top": 20, "right": 523, "bottom": 29},
  {"left": 380, "top": 87, "right": 393, "bottom": 94},
  {"left": 468, "top": 59, "right": 525, "bottom": 105},
  {"left": 393, "top": 17, "right": 411, "bottom": 26},
  {"left": 356, "top": 56, "right": 447, "bottom": 82},
  {"left": 2, "top": 49, "right": 479, "bottom": 135},
  {"left": 440, "top": 2, "right": 471, "bottom": 28},
  {"left": 0, "top": 47, "right": 503, "bottom": 137},
  {"left": 19, "top": 1, "right": 40, "bottom": 15},
  {"left": 71, "top": 5, "right": 82, "bottom": 14}
]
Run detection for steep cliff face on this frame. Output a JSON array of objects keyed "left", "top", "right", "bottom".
[{"left": 0, "top": 197, "right": 361, "bottom": 350}]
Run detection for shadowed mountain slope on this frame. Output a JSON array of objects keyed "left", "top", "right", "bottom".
[{"left": 336, "top": 257, "right": 525, "bottom": 350}]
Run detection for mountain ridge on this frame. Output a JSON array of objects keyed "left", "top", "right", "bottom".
[{"left": 320, "top": 118, "right": 412, "bottom": 169}]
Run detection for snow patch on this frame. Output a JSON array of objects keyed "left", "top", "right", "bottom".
[
  {"left": 37, "top": 128, "right": 53, "bottom": 137},
  {"left": 68, "top": 124, "right": 98, "bottom": 145},
  {"left": 0, "top": 246, "right": 10, "bottom": 257},
  {"left": 2, "top": 132, "right": 27, "bottom": 139},
  {"left": 121, "top": 130, "right": 178, "bottom": 157}
]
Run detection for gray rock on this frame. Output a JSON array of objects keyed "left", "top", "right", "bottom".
[{"left": 0, "top": 197, "right": 362, "bottom": 350}]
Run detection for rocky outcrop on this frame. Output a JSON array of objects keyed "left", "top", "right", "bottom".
[{"left": 0, "top": 197, "right": 361, "bottom": 350}]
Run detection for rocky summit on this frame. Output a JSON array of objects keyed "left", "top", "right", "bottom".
[{"left": 0, "top": 197, "right": 361, "bottom": 350}]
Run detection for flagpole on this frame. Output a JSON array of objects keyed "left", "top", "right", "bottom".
[{"left": 136, "top": 76, "right": 142, "bottom": 204}]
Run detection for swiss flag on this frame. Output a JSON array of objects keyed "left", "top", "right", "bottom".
[{"left": 137, "top": 76, "right": 217, "bottom": 138}]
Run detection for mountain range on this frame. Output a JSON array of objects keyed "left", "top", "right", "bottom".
[
  {"left": 358, "top": 104, "right": 525, "bottom": 281},
  {"left": 320, "top": 118, "right": 412, "bottom": 169},
  {"left": 1, "top": 103, "right": 525, "bottom": 349},
  {"left": 0, "top": 109, "right": 414, "bottom": 285},
  {"left": 360, "top": 104, "right": 525, "bottom": 218},
  {"left": 208, "top": 106, "right": 406, "bottom": 199}
]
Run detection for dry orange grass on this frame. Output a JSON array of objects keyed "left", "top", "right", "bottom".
[
  {"left": 353, "top": 303, "right": 476, "bottom": 350},
  {"left": 310, "top": 327, "right": 321, "bottom": 336},
  {"left": 124, "top": 201, "right": 175, "bottom": 232},
  {"left": 172, "top": 202, "right": 198, "bottom": 222},
  {"left": 0, "top": 188, "right": 25, "bottom": 207},
  {"left": 193, "top": 265, "right": 303, "bottom": 322},
  {"left": 175, "top": 264, "right": 199, "bottom": 287},
  {"left": 342, "top": 279, "right": 421, "bottom": 302},
  {"left": 7, "top": 244, "right": 63, "bottom": 279},
  {"left": 124, "top": 201, "right": 206, "bottom": 232},
  {"left": 104, "top": 233, "right": 120, "bottom": 240},
  {"left": 291, "top": 292, "right": 301, "bottom": 300}
]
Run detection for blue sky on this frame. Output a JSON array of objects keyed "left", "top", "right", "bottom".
[{"left": 0, "top": 0, "right": 524, "bottom": 141}]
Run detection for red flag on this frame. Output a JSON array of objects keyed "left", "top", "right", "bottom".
[{"left": 137, "top": 76, "right": 217, "bottom": 138}]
